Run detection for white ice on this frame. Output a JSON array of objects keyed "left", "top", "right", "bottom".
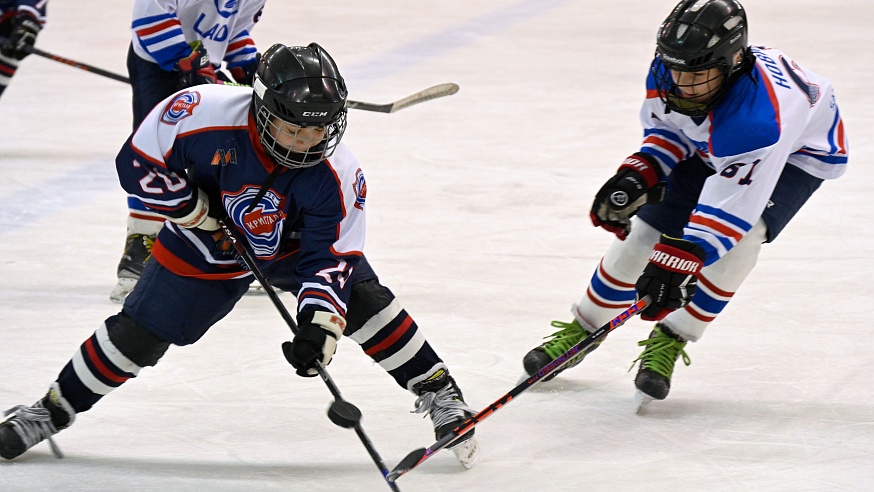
[{"left": 1, "top": 1, "right": 873, "bottom": 491}]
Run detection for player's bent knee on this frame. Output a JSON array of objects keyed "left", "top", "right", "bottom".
[
  {"left": 345, "top": 280, "right": 396, "bottom": 334},
  {"left": 105, "top": 313, "right": 171, "bottom": 367}
]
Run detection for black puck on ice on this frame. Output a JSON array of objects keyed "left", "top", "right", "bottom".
[{"left": 327, "top": 400, "right": 361, "bottom": 428}]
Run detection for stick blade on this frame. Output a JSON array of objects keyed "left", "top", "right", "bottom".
[
  {"left": 346, "top": 83, "right": 459, "bottom": 113},
  {"left": 387, "top": 447, "right": 430, "bottom": 482},
  {"left": 389, "top": 83, "right": 458, "bottom": 112}
]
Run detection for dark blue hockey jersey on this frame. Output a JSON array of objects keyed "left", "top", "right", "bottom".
[{"left": 115, "top": 84, "right": 366, "bottom": 317}]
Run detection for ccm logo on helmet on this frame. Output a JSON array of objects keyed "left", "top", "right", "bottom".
[{"left": 303, "top": 111, "right": 328, "bottom": 117}]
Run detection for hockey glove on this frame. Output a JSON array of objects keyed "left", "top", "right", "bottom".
[
  {"left": 175, "top": 41, "right": 217, "bottom": 89},
  {"left": 166, "top": 188, "right": 220, "bottom": 232},
  {"left": 1, "top": 13, "right": 40, "bottom": 60},
  {"left": 229, "top": 53, "right": 260, "bottom": 86},
  {"left": 636, "top": 235, "right": 706, "bottom": 321},
  {"left": 282, "top": 311, "right": 346, "bottom": 377},
  {"left": 590, "top": 153, "right": 665, "bottom": 240}
]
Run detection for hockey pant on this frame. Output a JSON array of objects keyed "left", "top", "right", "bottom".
[
  {"left": 53, "top": 255, "right": 446, "bottom": 414},
  {"left": 573, "top": 158, "right": 823, "bottom": 342}
]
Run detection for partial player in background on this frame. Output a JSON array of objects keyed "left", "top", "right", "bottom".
[
  {"left": 0, "top": 43, "right": 479, "bottom": 467},
  {"left": 111, "top": 0, "right": 266, "bottom": 303},
  {"left": 0, "top": 0, "right": 46, "bottom": 99},
  {"left": 522, "top": 0, "right": 848, "bottom": 410}
]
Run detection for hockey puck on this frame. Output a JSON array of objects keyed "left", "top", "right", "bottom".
[{"left": 327, "top": 400, "right": 361, "bottom": 428}]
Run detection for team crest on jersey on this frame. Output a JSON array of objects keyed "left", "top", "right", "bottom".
[
  {"left": 223, "top": 187, "right": 285, "bottom": 258},
  {"left": 780, "top": 57, "right": 820, "bottom": 107},
  {"left": 214, "top": 0, "right": 239, "bottom": 18},
  {"left": 353, "top": 168, "right": 367, "bottom": 210},
  {"left": 211, "top": 148, "right": 237, "bottom": 166},
  {"left": 161, "top": 91, "right": 201, "bottom": 125}
]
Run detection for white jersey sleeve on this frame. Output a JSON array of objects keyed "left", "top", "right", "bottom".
[{"left": 132, "top": 0, "right": 264, "bottom": 71}]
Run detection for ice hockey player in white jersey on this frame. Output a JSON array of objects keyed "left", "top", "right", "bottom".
[
  {"left": 522, "top": 0, "right": 848, "bottom": 410},
  {"left": 0, "top": 43, "right": 479, "bottom": 468},
  {"left": 112, "top": 0, "right": 266, "bottom": 303}
]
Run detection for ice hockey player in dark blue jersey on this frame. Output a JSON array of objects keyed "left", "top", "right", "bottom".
[
  {"left": 0, "top": 42, "right": 480, "bottom": 468},
  {"left": 0, "top": 0, "right": 46, "bottom": 99},
  {"left": 522, "top": 0, "right": 848, "bottom": 411}
]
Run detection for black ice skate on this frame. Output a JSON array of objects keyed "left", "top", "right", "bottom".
[
  {"left": 0, "top": 383, "right": 76, "bottom": 460},
  {"left": 522, "top": 317, "right": 603, "bottom": 381},
  {"left": 631, "top": 324, "right": 691, "bottom": 412},
  {"left": 110, "top": 233, "right": 156, "bottom": 303},
  {"left": 412, "top": 369, "right": 481, "bottom": 469}
]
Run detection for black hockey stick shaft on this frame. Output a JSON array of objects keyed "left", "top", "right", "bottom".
[
  {"left": 218, "top": 218, "right": 400, "bottom": 492},
  {"left": 387, "top": 296, "right": 651, "bottom": 482},
  {"left": 0, "top": 38, "right": 133, "bottom": 84},
  {"left": 6, "top": 38, "right": 452, "bottom": 115}
]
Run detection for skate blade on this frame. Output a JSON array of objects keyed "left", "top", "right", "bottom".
[
  {"left": 451, "top": 436, "right": 481, "bottom": 469},
  {"left": 109, "top": 278, "right": 137, "bottom": 304},
  {"left": 244, "top": 284, "right": 267, "bottom": 296},
  {"left": 634, "top": 390, "right": 654, "bottom": 414}
]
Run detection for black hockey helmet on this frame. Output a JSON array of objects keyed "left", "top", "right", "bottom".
[
  {"left": 651, "top": 0, "right": 752, "bottom": 116},
  {"left": 252, "top": 42, "right": 348, "bottom": 168}
]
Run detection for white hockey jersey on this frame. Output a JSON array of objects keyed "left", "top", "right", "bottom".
[
  {"left": 131, "top": 0, "right": 265, "bottom": 71},
  {"left": 640, "top": 46, "right": 848, "bottom": 265}
]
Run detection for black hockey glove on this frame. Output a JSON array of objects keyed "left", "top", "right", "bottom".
[
  {"left": 175, "top": 41, "right": 217, "bottom": 89},
  {"left": 590, "top": 153, "right": 665, "bottom": 240},
  {"left": 229, "top": 53, "right": 260, "bottom": 86},
  {"left": 636, "top": 235, "right": 706, "bottom": 321},
  {"left": 282, "top": 310, "right": 345, "bottom": 377},
  {"left": 1, "top": 13, "right": 41, "bottom": 60}
]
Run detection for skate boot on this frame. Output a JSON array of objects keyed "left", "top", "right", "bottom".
[
  {"left": 0, "top": 383, "right": 76, "bottom": 460},
  {"left": 110, "top": 233, "right": 156, "bottom": 303},
  {"left": 412, "top": 369, "right": 480, "bottom": 469},
  {"left": 631, "top": 324, "right": 691, "bottom": 411},
  {"left": 522, "top": 318, "right": 602, "bottom": 381}
]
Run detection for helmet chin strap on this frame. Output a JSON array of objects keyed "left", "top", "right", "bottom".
[{"left": 666, "top": 94, "right": 708, "bottom": 113}]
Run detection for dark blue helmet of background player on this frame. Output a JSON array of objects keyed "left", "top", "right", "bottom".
[
  {"left": 252, "top": 42, "right": 348, "bottom": 169},
  {"left": 651, "top": 0, "right": 752, "bottom": 116}
]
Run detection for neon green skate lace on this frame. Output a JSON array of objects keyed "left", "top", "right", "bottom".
[
  {"left": 541, "top": 320, "right": 590, "bottom": 360},
  {"left": 630, "top": 327, "right": 691, "bottom": 378}
]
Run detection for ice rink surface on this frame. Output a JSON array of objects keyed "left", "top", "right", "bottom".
[{"left": 1, "top": 1, "right": 873, "bottom": 490}]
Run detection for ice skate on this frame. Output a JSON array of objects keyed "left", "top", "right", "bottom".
[
  {"left": 522, "top": 317, "right": 602, "bottom": 381},
  {"left": 110, "top": 233, "right": 156, "bottom": 303},
  {"left": 412, "top": 369, "right": 480, "bottom": 469},
  {"left": 634, "top": 389, "right": 655, "bottom": 413},
  {"left": 630, "top": 324, "right": 690, "bottom": 410},
  {"left": 0, "top": 383, "right": 75, "bottom": 460}
]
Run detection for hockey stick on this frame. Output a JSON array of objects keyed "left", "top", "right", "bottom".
[
  {"left": 0, "top": 39, "right": 133, "bottom": 84},
  {"left": 6, "top": 39, "right": 456, "bottom": 113},
  {"left": 387, "top": 296, "right": 652, "bottom": 482},
  {"left": 345, "top": 83, "right": 458, "bottom": 113},
  {"left": 218, "top": 218, "right": 401, "bottom": 492}
]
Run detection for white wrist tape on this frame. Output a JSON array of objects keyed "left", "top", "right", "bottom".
[
  {"left": 307, "top": 311, "right": 346, "bottom": 374},
  {"left": 169, "top": 188, "right": 219, "bottom": 231}
]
